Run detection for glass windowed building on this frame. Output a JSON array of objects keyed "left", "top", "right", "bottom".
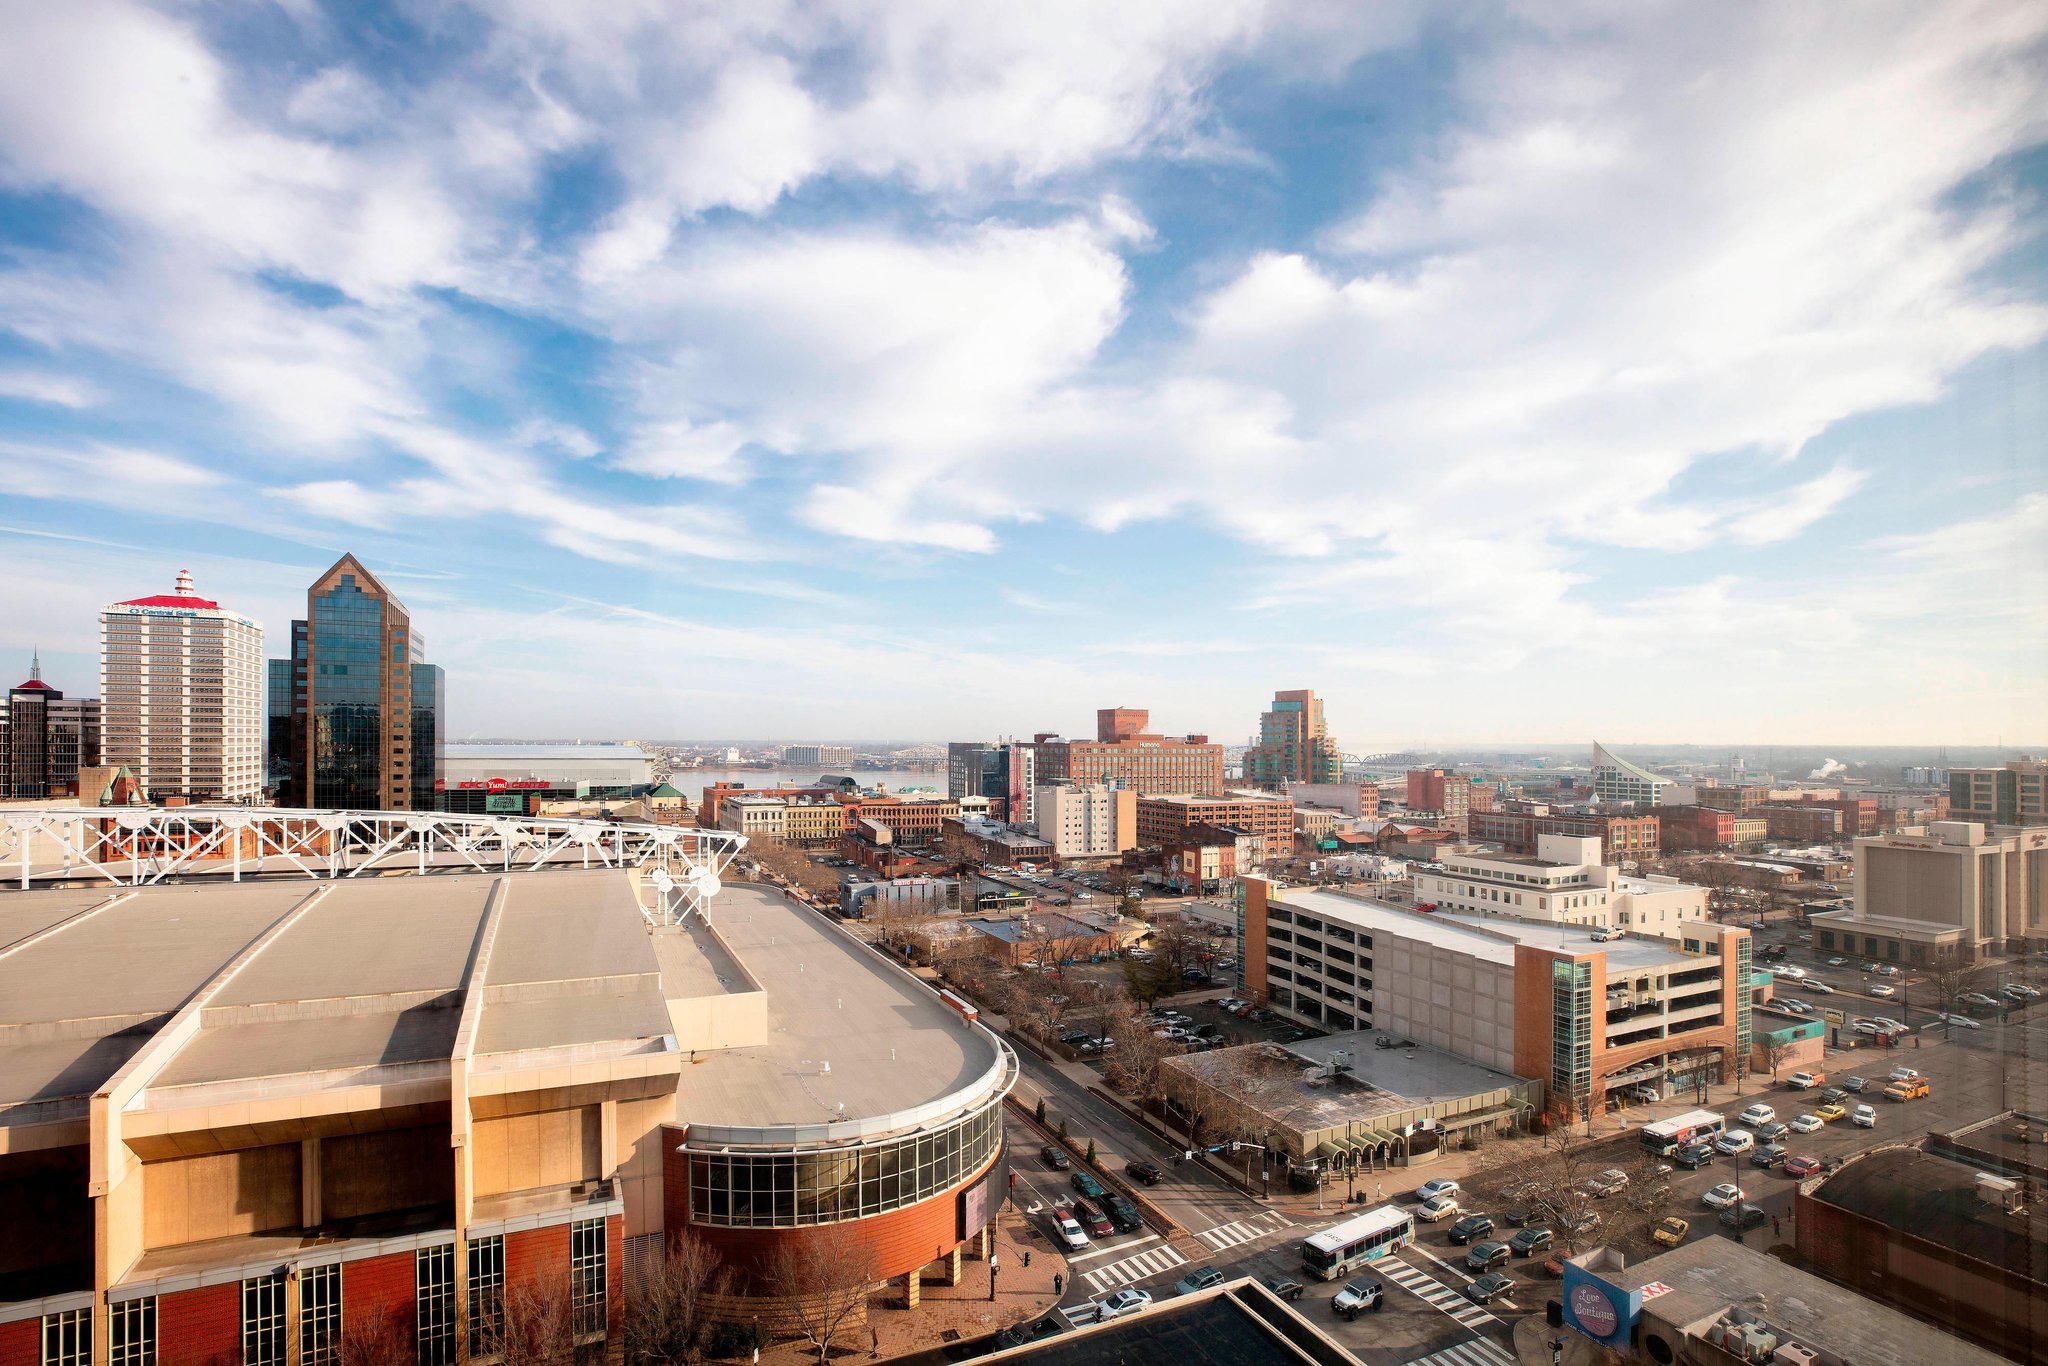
[{"left": 269, "top": 555, "right": 443, "bottom": 811}]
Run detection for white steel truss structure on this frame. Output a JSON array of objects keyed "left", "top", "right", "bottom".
[{"left": 0, "top": 807, "right": 746, "bottom": 925}]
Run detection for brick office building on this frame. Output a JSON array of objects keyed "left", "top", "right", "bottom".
[
  {"left": 0, "top": 814, "right": 1011, "bottom": 1366},
  {"left": 1468, "top": 807, "right": 1660, "bottom": 863},
  {"left": 1136, "top": 792, "right": 1295, "bottom": 862},
  {"left": 1656, "top": 806, "right": 1766, "bottom": 851},
  {"left": 1761, "top": 804, "right": 1842, "bottom": 842},
  {"left": 1403, "top": 769, "right": 1471, "bottom": 832},
  {"left": 1032, "top": 708, "right": 1223, "bottom": 796}
]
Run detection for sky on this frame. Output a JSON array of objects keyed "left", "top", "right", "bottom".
[{"left": 0, "top": 1, "right": 2043, "bottom": 748}]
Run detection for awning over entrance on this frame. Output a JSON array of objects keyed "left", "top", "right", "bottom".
[{"left": 1436, "top": 1105, "right": 1522, "bottom": 1133}]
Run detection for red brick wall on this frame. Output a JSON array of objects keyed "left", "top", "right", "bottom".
[
  {"left": 607, "top": 1215, "right": 625, "bottom": 1338},
  {"left": 343, "top": 1250, "right": 416, "bottom": 1354},
  {"left": 158, "top": 1283, "right": 238, "bottom": 1366},
  {"left": 506, "top": 1224, "right": 569, "bottom": 1290},
  {"left": 0, "top": 1316, "right": 39, "bottom": 1366},
  {"left": 1241, "top": 878, "right": 1268, "bottom": 999}
]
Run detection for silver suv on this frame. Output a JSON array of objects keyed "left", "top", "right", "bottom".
[{"left": 1332, "top": 1279, "right": 1383, "bottom": 1318}]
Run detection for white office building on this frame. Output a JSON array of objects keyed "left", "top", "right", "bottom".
[
  {"left": 1591, "top": 742, "right": 1676, "bottom": 807},
  {"left": 100, "top": 570, "right": 264, "bottom": 802},
  {"left": 1414, "top": 834, "right": 1708, "bottom": 938},
  {"left": 1033, "top": 783, "right": 1134, "bottom": 858}
]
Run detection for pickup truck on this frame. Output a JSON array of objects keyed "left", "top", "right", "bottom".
[{"left": 1884, "top": 1077, "right": 1929, "bottom": 1101}]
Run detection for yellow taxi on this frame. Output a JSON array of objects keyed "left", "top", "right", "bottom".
[
  {"left": 1814, "top": 1102, "right": 1847, "bottom": 1123},
  {"left": 1653, "top": 1217, "right": 1690, "bottom": 1247}
]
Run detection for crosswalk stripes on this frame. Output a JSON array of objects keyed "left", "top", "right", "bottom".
[
  {"left": 1376, "top": 1256, "right": 1499, "bottom": 1330},
  {"left": 1079, "top": 1243, "right": 1188, "bottom": 1293},
  {"left": 1409, "top": 1337, "right": 1516, "bottom": 1366},
  {"left": 1194, "top": 1209, "right": 1295, "bottom": 1251}
]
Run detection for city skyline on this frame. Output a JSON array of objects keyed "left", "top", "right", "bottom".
[{"left": 1, "top": 3, "right": 2044, "bottom": 744}]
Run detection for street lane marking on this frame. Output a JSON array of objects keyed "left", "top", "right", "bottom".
[
  {"left": 1410, "top": 1338, "right": 1516, "bottom": 1366},
  {"left": 1079, "top": 1244, "right": 1188, "bottom": 1293},
  {"left": 1377, "top": 1256, "right": 1499, "bottom": 1330},
  {"left": 1067, "top": 1234, "right": 1158, "bottom": 1264}
]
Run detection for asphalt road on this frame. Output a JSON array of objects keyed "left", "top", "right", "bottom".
[{"left": 1005, "top": 983, "right": 2048, "bottom": 1363}]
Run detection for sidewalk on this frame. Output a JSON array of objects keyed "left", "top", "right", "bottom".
[{"left": 743, "top": 1209, "right": 1065, "bottom": 1364}]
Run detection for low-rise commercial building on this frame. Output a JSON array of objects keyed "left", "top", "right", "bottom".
[
  {"left": 1157, "top": 1038, "right": 1540, "bottom": 1180},
  {"left": 435, "top": 742, "right": 656, "bottom": 814},
  {"left": 1468, "top": 805, "right": 1659, "bottom": 862},
  {"left": 941, "top": 814, "right": 1055, "bottom": 864},
  {"left": 1032, "top": 782, "right": 1134, "bottom": 858},
  {"left": 1240, "top": 877, "right": 1749, "bottom": 1117},
  {"left": 1656, "top": 805, "right": 1766, "bottom": 851},
  {"left": 1284, "top": 781, "right": 1381, "bottom": 818},
  {"left": 699, "top": 781, "right": 840, "bottom": 828},
  {"left": 1560, "top": 1236, "right": 2004, "bottom": 1365},
  {"left": 1796, "top": 1144, "right": 2048, "bottom": 1361},
  {"left": 1759, "top": 803, "right": 1841, "bottom": 842},
  {"left": 1162, "top": 823, "right": 1261, "bottom": 892},
  {"left": 1695, "top": 784, "right": 1769, "bottom": 811},
  {"left": 1137, "top": 792, "right": 1294, "bottom": 860},
  {"left": 1411, "top": 835, "right": 1708, "bottom": 938},
  {"left": 841, "top": 873, "right": 962, "bottom": 917}
]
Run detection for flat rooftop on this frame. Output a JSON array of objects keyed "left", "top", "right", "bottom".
[
  {"left": 1811, "top": 1146, "right": 2048, "bottom": 1275},
  {"left": 0, "top": 870, "right": 675, "bottom": 1126},
  {"left": 1164, "top": 1038, "right": 1532, "bottom": 1134},
  {"left": 1607, "top": 1236, "right": 2005, "bottom": 1366},
  {"left": 675, "top": 885, "right": 1002, "bottom": 1141},
  {"left": 1273, "top": 887, "right": 1702, "bottom": 971}
]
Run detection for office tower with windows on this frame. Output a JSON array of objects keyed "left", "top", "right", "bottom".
[
  {"left": 99, "top": 571, "right": 262, "bottom": 802},
  {"left": 1245, "top": 688, "right": 1341, "bottom": 788}
]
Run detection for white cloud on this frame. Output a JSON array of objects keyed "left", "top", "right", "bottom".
[{"left": 0, "top": 370, "right": 102, "bottom": 408}]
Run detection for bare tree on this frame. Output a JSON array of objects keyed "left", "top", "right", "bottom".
[
  {"left": 479, "top": 1282, "right": 577, "bottom": 1366},
  {"left": 1102, "top": 993, "right": 1175, "bottom": 1101},
  {"left": 746, "top": 837, "right": 840, "bottom": 899},
  {"left": 1757, "top": 1033, "right": 1796, "bottom": 1081},
  {"left": 767, "top": 1225, "right": 879, "bottom": 1366},
  {"left": 337, "top": 1306, "right": 412, "bottom": 1366},
  {"left": 1006, "top": 967, "right": 1075, "bottom": 1044},
  {"left": 1924, "top": 961, "right": 1974, "bottom": 1029},
  {"left": 866, "top": 899, "right": 935, "bottom": 955},
  {"left": 625, "top": 1234, "right": 733, "bottom": 1366}
]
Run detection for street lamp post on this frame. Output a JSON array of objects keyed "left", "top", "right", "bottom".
[{"left": 988, "top": 1252, "right": 1000, "bottom": 1303}]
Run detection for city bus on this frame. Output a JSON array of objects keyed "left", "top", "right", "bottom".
[
  {"left": 1300, "top": 1205, "right": 1415, "bottom": 1280},
  {"left": 1639, "top": 1107, "right": 1727, "bottom": 1157}
]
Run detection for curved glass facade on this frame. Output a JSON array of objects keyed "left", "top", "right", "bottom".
[{"left": 686, "top": 1098, "right": 1001, "bottom": 1228}]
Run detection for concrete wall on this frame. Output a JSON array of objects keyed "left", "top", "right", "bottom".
[
  {"left": 471, "top": 1104, "right": 601, "bottom": 1196},
  {"left": 1372, "top": 938, "right": 1516, "bottom": 1074},
  {"left": 322, "top": 1125, "right": 450, "bottom": 1222},
  {"left": 142, "top": 1145, "right": 299, "bottom": 1249}
]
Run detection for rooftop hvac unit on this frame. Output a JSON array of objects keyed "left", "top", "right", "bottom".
[
  {"left": 1731, "top": 1325, "right": 1779, "bottom": 1360},
  {"left": 1771, "top": 1345, "right": 1818, "bottom": 1366}
]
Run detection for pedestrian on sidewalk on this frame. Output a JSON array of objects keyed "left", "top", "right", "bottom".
[
  {"left": 1053, "top": 1272, "right": 1064, "bottom": 1296},
  {"left": 1772, "top": 1216, "right": 1782, "bottom": 1238}
]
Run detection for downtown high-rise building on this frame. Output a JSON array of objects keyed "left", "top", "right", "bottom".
[
  {"left": 1, "top": 653, "right": 100, "bottom": 799},
  {"left": 947, "top": 739, "right": 1037, "bottom": 824},
  {"left": 1244, "top": 688, "right": 1341, "bottom": 788},
  {"left": 270, "top": 554, "right": 443, "bottom": 810},
  {"left": 99, "top": 570, "right": 262, "bottom": 801}
]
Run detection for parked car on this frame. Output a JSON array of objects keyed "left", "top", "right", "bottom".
[
  {"left": 1040, "top": 1144, "right": 1071, "bottom": 1171},
  {"left": 1738, "top": 1103, "right": 1777, "bottom": 1127},
  {"left": 1466, "top": 1240, "right": 1513, "bottom": 1272},
  {"left": 1962, "top": 991, "right": 2002, "bottom": 1010},
  {"left": 1703, "top": 1183, "right": 1743, "bottom": 1210},
  {"left": 1888, "top": 1067, "right": 1921, "bottom": 1082},
  {"left": 1331, "top": 1279, "right": 1383, "bottom": 1318},
  {"left": 1466, "top": 1273, "right": 1517, "bottom": 1305},
  {"left": 1071, "top": 1171, "right": 1105, "bottom": 1200},
  {"left": 1418, "top": 1194, "right": 1461, "bottom": 1221},
  {"left": 1560, "top": 1210, "right": 1601, "bottom": 1236},
  {"left": 1941, "top": 1013, "right": 1983, "bottom": 1030},
  {"left": 1416, "top": 1178, "right": 1461, "bottom": 1203},
  {"left": 1105, "top": 1194, "right": 1144, "bottom": 1232},
  {"left": 1072, "top": 1197, "right": 1113, "bottom": 1238},
  {"left": 1259, "top": 1277, "right": 1305, "bottom": 1303},
  {"left": 1752, "top": 1144, "right": 1788, "bottom": 1169},
  {"left": 1843, "top": 1075, "right": 1869, "bottom": 1093},
  {"left": 1509, "top": 1227, "right": 1554, "bottom": 1256},
  {"left": 1789, "top": 1114, "right": 1824, "bottom": 1134},
  {"left": 1852, "top": 1104, "right": 1877, "bottom": 1128},
  {"left": 1800, "top": 979, "right": 1836, "bottom": 994},
  {"left": 1785, "top": 1071, "right": 1823, "bottom": 1089},
  {"left": 1053, "top": 1211, "right": 1090, "bottom": 1250},
  {"left": 1869, "top": 984, "right": 1897, "bottom": 998},
  {"left": 1814, "top": 1103, "right": 1847, "bottom": 1123},
  {"left": 1652, "top": 1217, "right": 1690, "bottom": 1247},
  {"left": 1173, "top": 1266, "right": 1224, "bottom": 1296},
  {"left": 1449, "top": 1214, "right": 1496, "bottom": 1245},
  {"left": 1095, "top": 1288, "right": 1153, "bottom": 1320},
  {"left": 1719, "top": 1203, "right": 1768, "bottom": 1232},
  {"left": 1126, "top": 1161, "right": 1164, "bottom": 1186},
  {"left": 1826, "top": 956, "right": 1847, "bottom": 966},
  {"left": 1674, "top": 1140, "right": 1718, "bottom": 1169},
  {"left": 1783, "top": 1155, "right": 1823, "bottom": 1178},
  {"left": 1756, "top": 1120, "right": 1791, "bottom": 1143},
  {"left": 1583, "top": 1168, "right": 1630, "bottom": 1198},
  {"left": 1715, "top": 1129, "right": 1756, "bottom": 1154}
]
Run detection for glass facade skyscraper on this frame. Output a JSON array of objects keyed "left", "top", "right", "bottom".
[{"left": 270, "top": 555, "right": 442, "bottom": 810}]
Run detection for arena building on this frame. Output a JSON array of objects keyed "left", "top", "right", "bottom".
[{"left": 0, "top": 807, "right": 1012, "bottom": 1366}]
